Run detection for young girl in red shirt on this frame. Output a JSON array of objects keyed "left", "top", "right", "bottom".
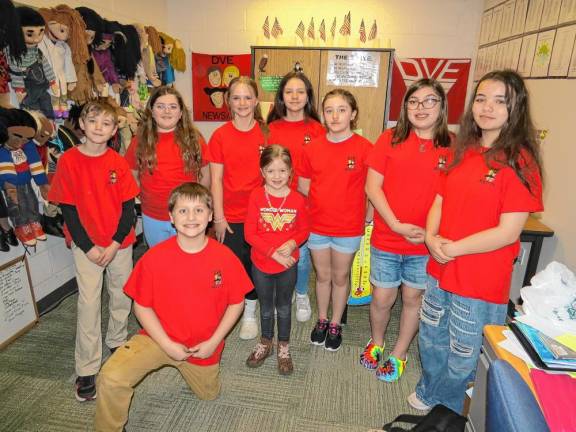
[
  {"left": 410, "top": 70, "right": 543, "bottom": 414},
  {"left": 126, "top": 86, "right": 209, "bottom": 247},
  {"left": 361, "top": 79, "right": 452, "bottom": 382},
  {"left": 267, "top": 71, "right": 324, "bottom": 323},
  {"left": 244, "top": 145, "right": 309, "bottom": 375},
  {"left": 208, "top": 76, "right": 266, "bottom": 340},
  {"left": 298, "top": 89, "right": 372, "bottom": 352}
]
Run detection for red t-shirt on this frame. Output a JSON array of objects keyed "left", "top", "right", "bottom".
[
  {"left": 368, "top": 129, "right": 452, "bottom": 255},
  {"left": 48, "top": 147, "right": 139, "bottom": 248},
  {"left": 206, "top": 121, "right": 264, "bottom": 223},
  {"left": 124, "top": 237, "right": 253, "bottom": 365},
  {"left": 268, "top": 119, "right": 325, "bottom": 189},
  {"left": 427, "top": 147, "right": 543, "bottom": 304},
  {"left": 299, "top": 133, "right": 372, "bottom": 236},
  {"left": 125, "top": 131, "right": 208, "bottom": 221},
  {"left": 245, "top": 186, "right": 310, "bottom": 274}
]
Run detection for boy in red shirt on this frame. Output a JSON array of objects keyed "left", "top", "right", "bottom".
[
  {"left": 95, "top": 183, "right": 252, "bottom": 432},
  {"left": 48, "top": 100, "right": 140, "bottom": 402}
]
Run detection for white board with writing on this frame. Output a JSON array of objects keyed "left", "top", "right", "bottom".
[
  {"left": 326, "top": 51, "right": 380, "bottom": 87},
  {"left": 1, "top": 257, "right": 38, "bottom": 349}
]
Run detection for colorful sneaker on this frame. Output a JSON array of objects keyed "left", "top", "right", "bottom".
[
  {"left": 376, "top": 355, "right": 407, "bottom": 382},
  {"left": 30, "top": 221, "right": 47, "bottom": 241},
  {"left": 310, "top": 319, "right": 329, "bottom": 345},
  {"left": 75, "top": 375, "right": 97, "bottom": 402},
  {"left": 15, "top": 225, "right": 36, "bottom": 246},
  {"left": 246, "top": 337, "right": 273, "bottom": 368},
  {"left": 324, "top": 323, "right": 343, "bottom": 352},
  {"left": 359, "top": 339, "right": 384, "bottom": 370}
]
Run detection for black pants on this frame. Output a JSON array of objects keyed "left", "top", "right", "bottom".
[
  {"left": 224, "top": 223, "right": 256, "bottom": 300},
  {"left": 252, "top": 265, "right": 297, "bottom": 342},
  {"left": 5, "top": 183, "right": 41, "bottom": 226}
]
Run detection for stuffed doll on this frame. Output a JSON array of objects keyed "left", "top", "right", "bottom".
[
  {"left": 70, "top": 6, "right": 106, "bottom": 104},
  {"left": 38, "top": 6, "right": 89, "bottom": 119},
  {"left": 170, "top": 38, "right": 186, "bottom": 73},
  {"left": 7, "top": 7, "right": 59, "bottom": 119},
  {"left": 134, "top": 23, "right": 161, "bottom": 89},
  {"left": 0, "top": 113, "right": 19, "bottom": 251},
  {"left": 0, "top": 107, "right": 49, "bottom": 246},
  {"left": 110, "top": 22, "right": 140, "bottom": 81},
  {"left": 93, "top": 27, "right": 122, "bottom": 97},
  {"left": 157, "top": 32, "right": 176, "bottom": 86},
  {"left": 0, "top": 0, "right": 26, "bottom": 108}
]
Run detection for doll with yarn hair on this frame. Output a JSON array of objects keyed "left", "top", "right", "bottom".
[
  {"left": 157, "top": 32, "right": 176, "bottom": 86},
  {"left": 0, "top": 108, "right": 49, "bottom": 246},
  {"left": 38, "top": 5, "right": 90, "bottom": 119},
  {"left": 7, "top": 7, "right": 59, "bottom": 118},
  {"left": 93, "top": 20, "right": 127, "bottom": 98},
  {"left": 0, "top": 0, "right": 27, "bottom": 108},
  {"left": 134, "top": 23, "right": 161, "bottom": 89},
  {"left": 70, "top": 6, "right": 106, "bottom": 104}
]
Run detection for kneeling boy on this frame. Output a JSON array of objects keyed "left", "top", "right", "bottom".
[{"left": 95, "top": 183, "right": 252, "bottom": 432}]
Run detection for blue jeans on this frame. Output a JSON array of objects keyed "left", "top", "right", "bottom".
[
  {"left": 295, "top": 242, "right": 311, "bottom": 295},
  {"left": 142, "top": 214, "right": 176, "bottom": 248},
  {"left": 415, "top": 276, "right": 507, "bottom": 414},
  {"left": 369, "top": 247, "right": 428, "bottom": 289}
]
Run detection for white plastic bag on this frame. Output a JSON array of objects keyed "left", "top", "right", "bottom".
[{"left": 521, "top": 261, "right": 576, "bottom": 332}]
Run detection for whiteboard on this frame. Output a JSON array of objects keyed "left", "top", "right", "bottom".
[{"left": 0, "top": 256, "right": 38, "bottom": 349}]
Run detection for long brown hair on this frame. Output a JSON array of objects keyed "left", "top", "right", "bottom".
[
  {"left": 456, "top": 69, "right": 542, "bottom": 193},
  {"left": 136, "top": 86, "right": 202, "bottom": 178},
  {"left": 393, "top": 78, "right": 451, "bottom": 148},
  {"left": 226, "top": 76, "right": 268, "bottom": 134}
]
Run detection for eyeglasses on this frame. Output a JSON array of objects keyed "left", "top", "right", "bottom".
[
  {"left": 406, "top": 98, "right": 441, "bottom": 110},
  {"left": 153, "top": 103, "right": 180, "bottom": 112}
]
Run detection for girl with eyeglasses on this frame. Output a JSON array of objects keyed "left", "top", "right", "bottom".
[
  {"left": 125, "top": 86, "right": 210, "bottom": 247},
  {"left": 361, "top": 79, "right": 452, "bottom": 382},
  {"left": 410, "top": 70, "right": 543, "bottom": 413}
]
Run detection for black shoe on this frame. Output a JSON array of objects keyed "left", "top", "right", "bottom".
[
  {"left": 4, "top": 227, "right": 18, "bottom": 246},
  {"left": 75, "top": 375, "right": 97, "bottom": 402},
  {"left": 324, "top": 323, "right": 343, "bottom": 352},
  {"left": 42, "top": 215, "right": 64, "bottom": 237},
  {"left": 310, "top": 319, "right": 329, "bottom": 346},
  {"left": 0, "top": 229, "right": 9, "bottom": 252}
]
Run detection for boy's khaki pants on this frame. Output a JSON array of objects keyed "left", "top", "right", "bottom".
[
  {"left": 72, "top": 244, "right": 133, "bottom": 376},
  {"left": 94, "top": 334, "right": 221, "bottom": 432}
]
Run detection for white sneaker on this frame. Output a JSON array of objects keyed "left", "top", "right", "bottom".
[
  {"left": 407, "top": 392, "right": 432, "bottom": 412},
  {"left": 239, "top": 299, "right": 258, "bottom": 340},
  {"left": 295, "top": 294, "right": 312, "bottom": 322}
]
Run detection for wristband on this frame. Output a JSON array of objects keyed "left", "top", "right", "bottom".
[{"left": 213, "top": 217, "right": 226, "bottom": 224}]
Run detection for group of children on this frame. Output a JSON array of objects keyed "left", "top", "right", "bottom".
[{"left": 19, "top": 64, "right": 542, "bottom": 431}]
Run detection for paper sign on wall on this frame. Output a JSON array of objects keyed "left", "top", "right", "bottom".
[{"left": 326, "top": 51, "right": 380, "bottom": 87}]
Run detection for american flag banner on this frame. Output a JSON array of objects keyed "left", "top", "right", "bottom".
[
  {"left": 359, "top": 19, "right": 366, "bottom": 43},
  {"left": 319, "top": 19, "right": 326, "bottom": 41},
  {"left": 368, "top": 20, "right": 377, "bottom": 40},
  {"left": 339, "top": 12, "right": 351, "bottom": 36},
  {"left": 295, "top": 21, "right": 305, "bottom": 42},
  {"left": 262, "top": 16, "right": 270, "bottom": 39},
  {"left": 271, "top": 17, "right": 283, "bottom": 38},
  {"left": 307, "top": 17, "right": 315, "bottom": 39},
  {"left": 330, "top": 17, "right": 337, "bottom": 38}
]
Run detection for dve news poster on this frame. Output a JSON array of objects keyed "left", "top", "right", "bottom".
[{"left": 192, "top": 53, "right": 251, "bottom": 122}]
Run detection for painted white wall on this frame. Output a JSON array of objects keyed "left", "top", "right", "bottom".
[{"left": 166, "top": 0, "right": 485, "bottom": 139}]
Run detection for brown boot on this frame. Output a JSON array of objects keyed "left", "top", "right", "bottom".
[
  {"left": 246, "top": 337, "right": 273, "bottom": 368},
  {"left": 277, "top": 341, "right": 293, "bottom": 375}
]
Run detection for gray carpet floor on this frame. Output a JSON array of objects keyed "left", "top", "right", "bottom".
[{"left": 0, "top": 250, "right": 424, "bottom": 432}]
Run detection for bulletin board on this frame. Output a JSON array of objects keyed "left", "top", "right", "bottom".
[
  {"left": 475, "top": 0, "right": 576, "bottom": 79},
  {"left": 0, "top": 256, "right": 38, "bottom": 349},
  {"left": 251, "top": 46, "right": 394, "bottom": 142}
]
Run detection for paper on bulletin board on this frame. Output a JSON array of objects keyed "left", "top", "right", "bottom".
[
  {"left": 326, "top": 51, "right": 380, "bottom": 87},
  {"left": 559, "top": 0, "right": 576, "bottom": 24},
  {"left": 530, "top": 30, "right": 556, "bottom": 77},
  {"left": 518, "top": 34, "right": 538, "bottom": 77},
  {"left": 539, "top": 0, "right": 562, "bottom": 29},
  {"left": 524, "top": 0, "right": 545, "bottom": 33},
  {"left": 548, "top": 25, "right": 576, "bottom": 76},
  {"left": 512, "top": 0, "right": 530, "bottom": 36},
  {"left": 569, "top": 36, "right": 576, "bottom": 77}
]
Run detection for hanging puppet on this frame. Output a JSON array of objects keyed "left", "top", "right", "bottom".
[
  {"left": 1, "top": 0, "right": 27, "bottom": 108},
  {"left": 0, "top": 112, "right": 19, "bottom": 251},
  {"left": 7, "top": 7, "right": 59, "bottom": 119},
  {"left": 93, "top": 20, "right": 127, "bottom": 98},
  {"left": 70, "top": 6, "right": 106, "bottom": 104},
  {"left": 0, "top": 108, "right": 49, "bottom": 246},
  {"left": 134, "top": 23, "right": 161, "bottom": 90},
  {"left": 38, "top": 5, "right": 90, "bottom": 119},
  {"left": 157, "top": 32, "right": 176, "bottom": 86}
]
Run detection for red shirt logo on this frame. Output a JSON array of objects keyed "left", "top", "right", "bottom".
[
  {"left": 213, "top": 270, "right": 222, "bottom": 288},
  {"left": 482, "top": 168, "right": 499, "bottom": 184},
  {"left": 109, "top": 170, "right": 118, "bottom": 184},
  {"left": 346, "top": 156, "right": 356, "bottom": 170}
]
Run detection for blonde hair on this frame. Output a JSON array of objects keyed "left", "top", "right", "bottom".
[
  {"left": 226, "top": 76, "right": 268, "bottom": 134},
  {"left": 80, "top": 100, "right": 118, "bottom": 124}
]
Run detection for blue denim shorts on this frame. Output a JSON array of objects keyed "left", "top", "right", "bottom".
[
  {"left": 369, "top": 247, "right": 429, "bottom": 289},
  {"left": 308, "top": 232, "right": 362, "bottom": 254}
]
